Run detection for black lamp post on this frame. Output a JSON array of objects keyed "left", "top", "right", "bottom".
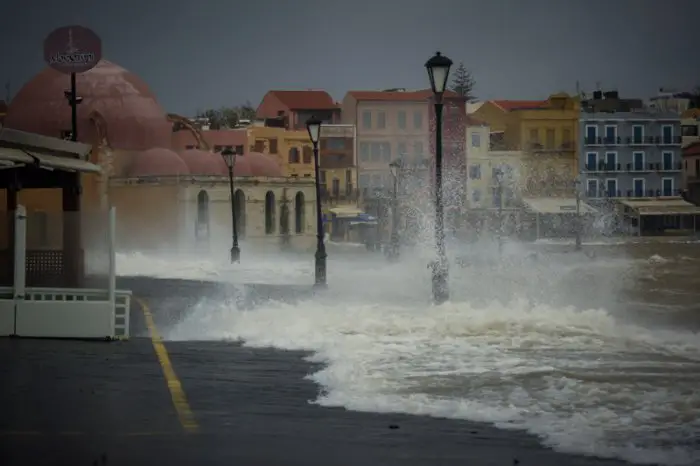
[
  {"left": 306, "top": 116, "right": 327, "bottom": 288},
  {"left": 387, "top": 159, "right": 402, "bottom": 261},
  {"left": 495, "top": 168, "right": 504, "bottom": 256},
  {"left": 425, "top": 51, "right": 453, "bottom": 305},
  {"left": 574, "top": 176, "right": 582, "bottom": 251},
  {"left": 63, "top": 73, "right": 83, "bottom": 142},
  {"left": 221, "top": 148, "right": 241, "bottom": 263}
]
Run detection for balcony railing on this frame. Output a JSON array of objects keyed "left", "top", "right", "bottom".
[
  {"left": 586, "top": 188, "right": 682, "bottom": 199},
  {"left": 584, "top": 135, "right": 683, "bottom": 146},
  {"left": 584, "top": 161, "right": 683, "bottom": 173}
]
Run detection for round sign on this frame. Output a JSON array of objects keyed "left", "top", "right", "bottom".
[{"left": 43, "top": 26, "right": 102, "bottom": 74}]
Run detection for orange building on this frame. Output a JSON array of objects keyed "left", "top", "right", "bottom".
[{"left": 3, "top": 60, "right": 317, "bottom": 253}]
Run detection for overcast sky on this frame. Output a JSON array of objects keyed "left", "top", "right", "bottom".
[{"left": 2, "top": 0, "right": 698, "bottom": 115}]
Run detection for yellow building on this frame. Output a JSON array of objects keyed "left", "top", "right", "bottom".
[
  {"left": 473, "top": 94, "right": 580, "bottom": 196},
  {"left": 248, "top": 125, "right": 315, "bottom": 179}
]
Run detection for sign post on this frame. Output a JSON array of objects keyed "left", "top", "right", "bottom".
[
  {"left": 43, "top": 25, "right": 102, "bottom": 141},
  {"left": 43, "top": 26, "right": 101, "bottom": 287}
]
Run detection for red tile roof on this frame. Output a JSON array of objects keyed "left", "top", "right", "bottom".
[
  {"left": 491, "top": 100, "right": 546, "bottom": 111},
  {"left": 269, "top": 90, "right": 337, "bottom": 110},
  {"left": 347, "top": 89, "right": 461, "bottom": 102},
  {"left": 465, "top": 115, "right": 487, "bottom": 126}
]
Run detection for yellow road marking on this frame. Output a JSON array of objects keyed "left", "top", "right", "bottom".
[{"left": 136, "top": 297, "right": 199, "bottom": 434}]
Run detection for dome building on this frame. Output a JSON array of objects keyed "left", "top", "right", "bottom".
[{"left": 4, "top": 60, "right": 316, "bottom": 252}]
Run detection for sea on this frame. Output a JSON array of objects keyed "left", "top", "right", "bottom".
[{"left": 116, "top": 237, "right": 700, "bottom": 466}]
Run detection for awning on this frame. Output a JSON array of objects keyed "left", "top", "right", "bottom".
[
  {"left": 329, "top": 207, "right": 364, "bottom": 218},
  {"left": 619, "top": 198, "right": 700, "bottom": 216},
  {"left": 0, "top": 147, "right": 101, "bottom": 173},
  {"left": 523, "top": 197, "right": 597, "bottom": 215}
]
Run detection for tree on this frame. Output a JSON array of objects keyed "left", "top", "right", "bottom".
[
  {"left": 450, "top": 62, "right": 476, "bottom": 102},
  {"left": 195, "top": 103, "right": 258, "bottom": 129}
]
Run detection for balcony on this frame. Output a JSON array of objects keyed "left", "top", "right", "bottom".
[
  {"left": 584, "top": 161, "right": 683, "bottom": 173},
  {"left": 320, "top": 188, "right": 361, "bottom": 206},
  {"left": 586, "top": 188, "right": 682, "bottom": 199}
]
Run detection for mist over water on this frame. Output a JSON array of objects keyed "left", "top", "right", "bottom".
[{"left": 118, "top": 232, "right": 700, "bottom": 465}]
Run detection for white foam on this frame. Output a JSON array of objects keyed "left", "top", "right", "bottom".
[{"left": 120, "top": 249, "right": 700, "bottom": 465}]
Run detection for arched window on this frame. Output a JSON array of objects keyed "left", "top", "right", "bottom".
[
  {"left": 288, "top": 147, "right": 300, "bottom": 164},
  {"left": 265, "top": 191, "right": 276, "bottom": 234},
  {"left": 294, "top": 192, "right": 305, "bottom": 233},
  {"left": 234, "top": 189, "right": 246, "bottom": 238},
  {"left": 196, "top": 190, "right": 209, "bottom": 240}
]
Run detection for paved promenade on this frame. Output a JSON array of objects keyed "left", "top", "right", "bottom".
[{"left": 0, "top": 280, "right": 631, "bottom": 466}]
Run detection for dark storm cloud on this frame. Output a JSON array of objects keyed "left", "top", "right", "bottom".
[{"left": 1, "top": 0, "right": 697, "bottom": 115}]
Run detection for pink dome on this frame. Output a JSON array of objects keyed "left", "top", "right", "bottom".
[
  {"left": 127, "top": 148, "right": 189, "bottom": 177},
  {"left": 178, "top": 149, "right": 227, "bottom": 176},
  {"left": 247, "top": 151, "right": 284, "bottom": 177},
  {"left": 4, "top": 60, "right": 172, "bottom": 151}
]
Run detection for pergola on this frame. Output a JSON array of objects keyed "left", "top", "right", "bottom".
[{"left": 0, "top": 127, "right": 100, "bottom": 288}]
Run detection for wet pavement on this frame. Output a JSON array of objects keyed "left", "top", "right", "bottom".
[{"left": 0, "top": 286, "right": 634, "bottom": 466}]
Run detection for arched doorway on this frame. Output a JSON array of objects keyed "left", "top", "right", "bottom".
[
  {"left": 196, "top": 190, "right": 209, "bottom": 241},
  {"left": 294, "top": 192, "right": 305, "bottom": 233},
  {"left": 265, "top": 191, "right": 276, "bottom": 234},
  {"left": 234, "top": 189, "right": 246, "bottom": 238}
]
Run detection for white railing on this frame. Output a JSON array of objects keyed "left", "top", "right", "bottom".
[{"left": 0, "top": 205, "right": 131, "bottom": 339}]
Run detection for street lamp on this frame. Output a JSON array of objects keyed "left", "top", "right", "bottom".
[
  {"left": 306, "top": 116, "right": 327, "bottom": 288},
  {"left": 221, "top": 148, "right": 241, "bottom": 263},
  {"left": 387, "top": 159, "right": 402, "bottom": 261},
  {"left": 574, "top": 175, "right": 582, "bottom": 251},
  {"left": 425, "top": 51, "right": 453, "bottom": 305},
  {"left": 495, "top": 168, "right": 504, "bottom": 256}
]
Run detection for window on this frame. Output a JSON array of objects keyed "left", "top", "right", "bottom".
[
  {"left": 662, "top": 178, "right": 674, "bottom": 196},
  {"left": 398, "top": 142, "right": 407, "bottom": 157},
  {"left": 546, "top": 129, "right": 555, "bottom": 149},
  {"left": 397, "top": 111, "right": 406, "bottom": 129},
  {"left": 529, "top": 128, "right": 539, "bottom": 143},
  {"left": 586, "top": 179, "right": 598, "bottom": 198},
  {"left": 605, "top": 151, "right": 617, "bottom": 171},
  {"left": 469, "top": 164, "right": 481, "bottom": 180},
  {"left": 377, "top": 112, "right": 386, "bottom": 129},
  {"left": 235, "top": 145, "right": 244, "bottom": 154},
  {"left": 362, "top": 111, "right": 372, "bottom": 129},
  {"left": 633, "top": 178, "right": 645, "bottom": 197},
  {"left": 303, "top": 146, "right": 313, "bottom": 164},
  {"left": 661, "top": 125, "right": 673, "bottom": 144},
  {"left": 359, "top": 142, "right": 370, "bottom": 162},
  {"left": 319, "top": 170, "right": 327, "bottom": 184},
  {"left": 269, "top": 138, "right": 278, "bottom": 154},
  {"left": 682, "top": 125, "right": 699, "bottom": 137},
  {"left": 633, "top": 151, "right": 644, "bottom": 171},
  {"left": 359, "top": 174, "right": 370, "bottom": 188},
  {"left": 254, "top": 140, "right": 265, "bottom": 152},
  {"left": 586, "top": 152, "right": 597, "bottom": 171},
  {"left": 413, "top": 111, "right": 423, "bottom": 129},
  {"left": 662, "top": 151, "right": 673, "bottom": 171},
  {"left": 288, "top": 147, "right": 300, "bottom": 164},
  {"left": 332, "top": 178, "right": 341, "bottom": 196},
  {"left": 562, "top": 128, "right": 572, "bottom": 146},
  {"left": 472, "top": 189, "right": 481, "bottom": 203},
  {"left": 605, "top": 179, "right": 618, "bottom": 197},
  {"left": 326, "top": 138, "right": 345, "bottom": 150},
  {"left": 632, "top": 125, "right": 644, "bottom": 144},
  {"left": 604, "top": 125, "right": 617, "bottom": 144},
  {"left": 381, "top": 142, "right": 391, "bottom": 162},
  {"left": 345, "top": 170, "right": 353, "bottom": 193},
  {"left": 471, "top": 132, "right": 481, "bottom": 148},
  {"left": 413, "top": 141, "right": 424, "bottom": 155},
  {"left": 371, "top": 142, "right": 381, "bottom": 161},
  {"left": 585, "top": 125, "right": 597, "bottom": 144}
]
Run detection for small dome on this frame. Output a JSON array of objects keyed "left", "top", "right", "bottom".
[
  {"left": 5, "top": 60, "right": 172, "bottom": 151},
  {"left": 178, "top": 149, "right": 227, "bottom": 176},
  {"left": 127, "top": 148, "right": 189, "bottom": 177},
  {"left": 247, "top": 151, "right": 284, "bottom": 177}
]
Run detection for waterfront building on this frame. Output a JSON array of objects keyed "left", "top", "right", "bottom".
[
  {"left": 579, "top": 91, "right": 682, "bottom": 200},
  {"left": 683, "top": 141, "right": 700, "bottom": 205},
  {"left": 3, "top": 60, "right": 317, "bottom": 253},
  {"left": 256, "top": 90, "right": 340, "bottom": 130}
]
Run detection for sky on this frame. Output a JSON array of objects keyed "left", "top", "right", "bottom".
[{"left": 1, "top": 0, "right": 698, "bottom": 116}]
